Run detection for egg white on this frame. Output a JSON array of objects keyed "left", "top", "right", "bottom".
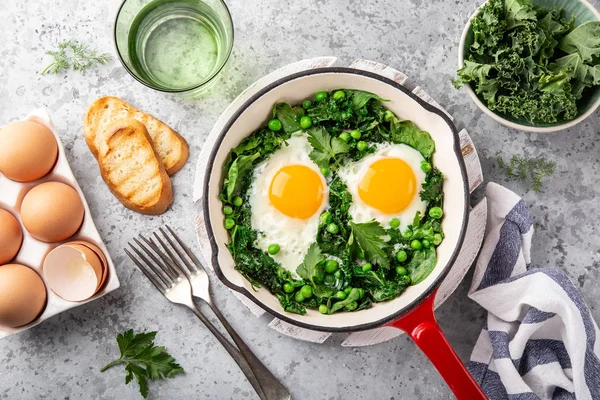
[
  {"left": 248, "top": 134, "right": 328, "bottom": 274},
  {"left": 337, "top": 143, "right": 427, "bottom": 230}
]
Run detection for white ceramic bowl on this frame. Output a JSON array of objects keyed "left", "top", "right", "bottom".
[
  {"left": 201, "top": 68, "right": 469, "bottom": 332},
  {"left": 458, "top": 0, "right": 600, "bottom": 133}
]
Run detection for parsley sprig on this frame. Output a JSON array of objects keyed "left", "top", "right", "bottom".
[
  {"left": 101, "top": 330, "right": 184, "bottom": 399},
  {"left": 497, "top": 155, "right": 556, "bottom": 192},
  {"left": 41, "top": 40, "right": 111, "bottom": 75}
]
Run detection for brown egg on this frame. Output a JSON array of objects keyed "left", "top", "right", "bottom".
[
  {"left": 21, "top": 182, "right": 84, "bottom": 242},
  {"left": 0, "top": 264, "right": 47, "bottom": 328},
  {"left": 0, "top": 121, "right": 58, "bottom": 182},
  {"left": 0, "top": 209, "right": 22, "bottom": 264}
]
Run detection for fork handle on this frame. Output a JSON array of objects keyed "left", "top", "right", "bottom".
[
  {"left": 208, "top": 303, "right": 291, "bottom": 400},
  {"left": 188, "top": 306, "right": 269, "bottom": 400}
]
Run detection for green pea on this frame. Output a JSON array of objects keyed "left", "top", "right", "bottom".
[
  {"left": 345, "top": 301, "right": 358, "bottom": 311},
  {"left": 332, "top": 90, "right": 346, "bottom": 100},
  {"left": 233, "top": 196, "right": 243, "bottom": 207},
  {"left": 315, "top": 91, "right": 328, "bottom": 102},
  {"left": 333, "top": 270, "right": 343, "bottom": 279},
  {"left": 396, "top": 266, "right": 408, "bottom": 276},
  {"left": 319, "top": 304, "right": 329, "bottom": 314},
  {"left": 320, "top": 211, "right": 333, "bottom": 225},
  {"left": 300, "top": 285, "right": 313, "bottom": 299},
  {"left": 268, "top": 244, "right": 280, "bottom": 255},
  {"left": 300, "top": 115, "right": 313, "bottom": 129},
  {"left": 433, "top": 233, "right": 443, "bottom": 246},
  {"left": 361, "top": 263, "right": 372, "bottom": 272},
  {"left": 396, "top": 250, "right": 408, "bottom": 263},
  {"left": 350, "top": 129, "right": 361, "bottom": 140},
  {"left": 283, "top": 282, "right": 294, "bottom": 293},
  {"left": 344, "top": 287, "right": 352, "bottom": 295},
  {"left": 356, "top": 141, "right": 368, "bottom": 152},
  {"left": 320, "top": 165, "right": 331, "bottom": 177},
  {"left": 422, "top": 239, "right": 431, "bottom": 248},
  {"left": 384, "top": 110, "right": 395, "bottom": 122},
  {"left": 357, "top": 288, "right": 365, "bottom": 299},
  {"left": 429, "top": 207, "right": 443, "bottom": 219},
  {"left": 334, "top": 290, "right": 347, "bottom": 300},
  {"left": 268, "top": 118, "right": 282, "bottom": 132},
  {"left": 420, "top": 161, "right": 432, "bottom": 173},
  {"left": 223, "top": 206, "right": 233, "bottom": 215},
  {"left": 302, "top": 100, "right": 312, "bottom": 109},
  {"left": 402, "top": 229, "right": 413, "bottom": 240},
  {"left": 389, "top": 218, "right": 400, "bottom": 228},
  {"left": 327, "top": 223, "right": 339, "bottom": 234},
  {"left": 410, "top": 239, "right": 423, "bottom": 250},
  {"left": 224, "top": 218, "right": 235, "bottom": 230},
  {"left": 295, "top": 292, "right": 305, "bottom": 302},
  {"left": 325, "top": 260, "right": 339, "bottom": 273},
  {"left": 324, "top": 274, "right": 335, "bottom": 285},
  {"left": 339, "top": 132, "right": 351, "bottom": 142}
]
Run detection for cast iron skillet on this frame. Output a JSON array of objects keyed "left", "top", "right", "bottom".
[{"left": 202, "top": 68, "right": 486, "bottom": 399}]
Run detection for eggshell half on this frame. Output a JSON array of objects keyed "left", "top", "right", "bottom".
[
  {"left": 43, "top": 245, "right": 101, "bottom": 302},
  {"left": 67, "top": 241, "right": 108, "bottom": 290},
  {"left": 21, "top": 182, "right": 84, "bottom": 243},
  {"left": 0, "top": 209, "right": 23, "bottom": 264},
  {"left": 0, "top": 264, "right": 47, "bottom": 328},
  {"left": 0, "top": 121, "right": 58, "bottom": 182}
]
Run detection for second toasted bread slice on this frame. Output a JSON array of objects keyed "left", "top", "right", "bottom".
[
  {"left": 85, "top": 96, "right": 189, "bottom": 176},
  {"left": 97, "top": 118, "right": 172, "bottom": 215}
]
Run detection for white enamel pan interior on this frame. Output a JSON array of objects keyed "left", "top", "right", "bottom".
[{"left": 203, "top": 68, "right": 469, "bottom": 332}]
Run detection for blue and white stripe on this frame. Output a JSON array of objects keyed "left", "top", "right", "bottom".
[{"left": 468, "top": 183, "right": 600, "bottom": 400}]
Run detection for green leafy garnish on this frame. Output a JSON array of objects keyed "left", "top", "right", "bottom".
[
  {"left": 225, "top": 153, "right": 260, "bottom": 201},
  {"left": 329, "top": 288, "right": 361, "bottom": 314},
  {"left": 296, "top": 243, "right": 325, "bottom": 285},
  {"left": 41, "top": 40, "right": 111, "bottom": 75},
  {"left": 305, "top": 126, "right": 350, "bottom": 170},
  {"left": 454, "top": 0, "right": 600, "bottom": 124},
  {"left": 273, "top": 103, "right": 305, "bottom": 133},
  {"left": 407, "top": 247, "right": 437, "bottom": 285},
  {"left": 348, "top": 221, "right": 389, "bottom": 269},
  {"left": 345, "top": 89, "right": 388, "bottom": 110},
  {"left": 497, "top": 155, "right": 556, "bottom": 192},
  {"left": 100, "top": 330, "right": 184, "bottom": 399},
  {"left": 390, "top": 118, "right": 436, "bottom": 159}
]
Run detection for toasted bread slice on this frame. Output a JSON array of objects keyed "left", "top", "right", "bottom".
[
  {"left": 84, "top": 96, "right": 189, "bottom": 176},
  {"left": 97, "top": 118, "right": 172, "bottom": 215}
]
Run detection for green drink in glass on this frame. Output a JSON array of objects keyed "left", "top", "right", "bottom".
[{"left": 115, "top": 0, "right": 233, "bottom": 96}]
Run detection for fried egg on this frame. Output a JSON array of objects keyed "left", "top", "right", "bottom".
[
  {"left": 249, "top": 134, "right": 328, "bottom": 272},
  {"left": 337, "top": 143, "right": 427, "bottom": 229}
]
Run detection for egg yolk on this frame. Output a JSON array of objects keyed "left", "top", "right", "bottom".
[
  {"left": 359, "top": 158, "right": 417, "bottom": 214},
  {"left": 269, "top": 165, "right": 325, "bottom": 219}
]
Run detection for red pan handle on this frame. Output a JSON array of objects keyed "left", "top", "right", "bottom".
[{"left": 387, "top": 289, "right": 488, "bottom": 399}]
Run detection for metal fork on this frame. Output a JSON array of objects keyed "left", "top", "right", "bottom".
[{"left": 125, "top": 227, "right": 291, "bottom": 400}]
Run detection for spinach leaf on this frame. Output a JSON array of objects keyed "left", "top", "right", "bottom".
[
  {"left": 407, "top": 247, "right": 437, "bottom": 285},
  {"left": 225, "top": 152, "right": 260, "bottom": 201},
  {"left": 345, "top": 89, "right": 388, "bottom": 110},
  {"left": 390, "top": 119, "right": 435, "bottom": 159},
  {"left": 348, "top": 221, "right": 389, "bottom": 269},
  {"left": 273, "top": 103, "right": 304, "bottom": 133},
  {"left": 296, "top": 243, "right": 325, "bottom": 285},
  {"left": 305, "top": 126, "right": 350, "bottom": 170},
  {"left": 329, "top": 288, "right": 361, "bottom": 314},
  {"left": 313, "top": 285, "right": 335, "bottom": 299},
  {"left": 558, "top": 21, "right": 600, "bottom": 63}
]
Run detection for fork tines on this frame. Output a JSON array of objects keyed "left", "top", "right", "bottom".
[{"left": 125, "top": 226, "right": 202, "bottom": 294}]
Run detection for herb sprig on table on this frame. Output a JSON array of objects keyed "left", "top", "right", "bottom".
[
  {"left": 101, "top": 330, "right": 184, "bottom": 399},
  {"left": 41, "top": 40, "right": 111, "bottom": 75},
  {"left": 497, "top": 155, "right": 556, "bottom": 192},
  {"left": 453, "top": 0, "right": 600, "bottom": 124}
]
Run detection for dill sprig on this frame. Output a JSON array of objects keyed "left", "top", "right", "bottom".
[
  {"left": 41, "top": 40, "right": 111, "bottom": 75},
  {"left": 497, "top": 155, "right": 556, "bottom": 193}
]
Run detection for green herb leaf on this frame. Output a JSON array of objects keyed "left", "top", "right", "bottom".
[
  {"left": 273, "top": 103, "right": 305, "bottom": 133},
  {"left": 345, "top": 90, "right": 388, "bottom": 110},
  {"left": 329, "top": 288, "right": 361, "bottom": 314},
  {"left": 390, "top": 119, "right": 435, "bottom": 159},
  {"left": 101, "top": 330, "right": 184, "bottom": 399},
  {"left": 41, "top": 40, "right": 111, "bottom": 75},
  {"left": 497, "top": 155, "right": 556, "bottom": 192},
  {"left": 225, "top": 153, "right": 260, "bottom": 201},
  {"left": 296, "top": 243, "right": 324, "bottom": 285},
  {"left": 407, "top": 247, "right": 437, "bottom": 285},
  {"left": 305, "top": 126, "right": 350, "bottom": 170},
  {"left": 419, "top": 168, "right": 444, "bottom": 206},
  {"left": 348, "top": 221, "right": 389, "bottom": 269}
]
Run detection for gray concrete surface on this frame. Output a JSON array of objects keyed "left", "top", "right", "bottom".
[{"left": 1, "top": 0, "right": 599, "bottom": 399}]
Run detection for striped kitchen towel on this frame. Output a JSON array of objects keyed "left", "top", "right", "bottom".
[{"left": 468, "top": 183, "right": 600, "bottom": 400}]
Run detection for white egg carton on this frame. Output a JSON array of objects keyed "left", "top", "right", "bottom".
[{"left": 0, "top": 109, "right": 120, "bottom": 340}]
